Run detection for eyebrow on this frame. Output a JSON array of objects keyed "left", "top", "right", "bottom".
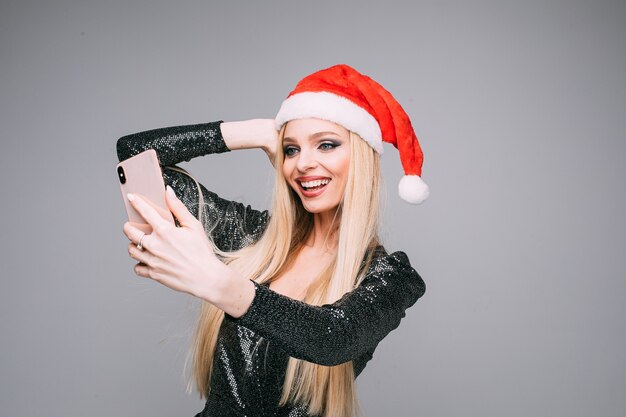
[{"left": 283, "top": 131, "right": 342, "bottom": 144}]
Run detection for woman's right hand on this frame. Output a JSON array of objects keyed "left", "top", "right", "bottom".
[
  {"left": 220, "top": 119, "right": 278, "bottom": 167},
  {"left": 123, "top": 188, "right": 256, "bottom": 317}
]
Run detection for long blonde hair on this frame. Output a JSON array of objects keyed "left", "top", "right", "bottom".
[{"left": 190, "top": 127, "right": 381, "bottom": 417}]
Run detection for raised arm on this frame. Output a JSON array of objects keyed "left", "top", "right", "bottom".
[
  {"left": 224, "top": 250, "right": 426, "bottom": 366},
  {"left": 161, "top": 167, "right": 270, "bottom": 251},
  {"left": 116, "top": 121, "right": 228, "bottom": 166},
  {"left": 116, "top": 119, "right": 276, "bottom": 166},
  {"left": 116, "top": 119, "right": 276, "bottom": 251}
]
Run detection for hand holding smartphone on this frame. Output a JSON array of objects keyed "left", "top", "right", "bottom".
[{"left": 116, "top": 149, "right": 175, "bottom": 234}]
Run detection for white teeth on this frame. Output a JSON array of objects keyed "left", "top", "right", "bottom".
[{"left": 300, "top": 179, "right": 330, "bottom": 188}]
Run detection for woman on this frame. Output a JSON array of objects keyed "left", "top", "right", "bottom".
[{"left": 117, "top": 64, "right": 428, "bottom": 417}]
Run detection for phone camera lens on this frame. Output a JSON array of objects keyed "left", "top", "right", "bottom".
[{"left": 117, "top": 166, "right": 126, "bottom": 184}]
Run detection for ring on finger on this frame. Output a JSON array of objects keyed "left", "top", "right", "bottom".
[{"left": 137, "top": 233, "right": 148, "bottom": 251}]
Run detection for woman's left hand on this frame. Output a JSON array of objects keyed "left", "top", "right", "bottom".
[{"left": 123, "top": 186, "right": 224, "bottom": 302}]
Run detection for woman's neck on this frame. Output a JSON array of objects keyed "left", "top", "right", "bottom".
[{"left": 307, "top": 208, "right": 340, "bottom": 253}]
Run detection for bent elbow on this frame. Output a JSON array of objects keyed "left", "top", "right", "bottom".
[{"left": 116, "top": 135, "right": 132, "bottom": 162}]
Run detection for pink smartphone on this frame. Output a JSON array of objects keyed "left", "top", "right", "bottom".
[{"left": 116, "top": 149, "right": 175, "bottom": 234}]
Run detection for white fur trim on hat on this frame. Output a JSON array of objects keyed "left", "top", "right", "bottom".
[
  {"left": 275, "top": 91, "right": 384, "bottom": 154},
  {"left": 398, "top": 175, "right": 430, "bottom": 204}
]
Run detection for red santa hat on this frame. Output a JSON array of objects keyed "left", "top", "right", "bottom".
[{"left": 275, "top": 64, "right": 429, "bottom": 204}]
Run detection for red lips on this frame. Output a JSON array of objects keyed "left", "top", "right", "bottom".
[{"left": 295, "top": 176, "right": 332, "bottom": 198}]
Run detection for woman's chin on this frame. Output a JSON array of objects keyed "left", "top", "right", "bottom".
[
  {"left": 292, "top": 186, "right": 342, "bottom": 215},
  {"left": 300, "top": 200, "right": 340, "bottom": 216}
]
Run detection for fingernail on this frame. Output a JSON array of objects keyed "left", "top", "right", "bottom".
[
  {"left": 127, "top": 193, "right": 134, "bottom": 202},
  {"left": 166, "top": 185, "right": 175, "bottom": 198}
]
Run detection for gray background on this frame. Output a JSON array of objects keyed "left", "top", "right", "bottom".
[{"left": 1, "top": 1, "right": 625, "bottom": 416}]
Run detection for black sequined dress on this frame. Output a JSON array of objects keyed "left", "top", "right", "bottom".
[{"left": 116, "top": 121, "right": 425, "bottom": 417}]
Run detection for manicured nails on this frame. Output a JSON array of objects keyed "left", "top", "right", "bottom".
[
  {"left": 127, "top": 193, "right": 134, "bottom": 201},
  {"left": 166, "top": 185, "right": 175, "bottom": 199}
]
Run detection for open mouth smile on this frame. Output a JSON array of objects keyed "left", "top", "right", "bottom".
[{"left": 296, "top": 177, "right": 332, "bottom": 197}]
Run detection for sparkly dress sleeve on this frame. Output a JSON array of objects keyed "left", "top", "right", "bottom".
[
  {"left": 116, "top": 121, "right": 269, "bottom": 251},
  {"left": 226, "top": 250, "right": 425, "bottom": 366}
]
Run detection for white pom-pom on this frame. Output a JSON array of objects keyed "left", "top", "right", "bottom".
[{"left": 398, "top": 175, "right": 430, "bottom": 205}]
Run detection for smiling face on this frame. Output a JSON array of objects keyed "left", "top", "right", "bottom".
[{"left": 281, "top": 118, "right": 351, "bottom": 215}]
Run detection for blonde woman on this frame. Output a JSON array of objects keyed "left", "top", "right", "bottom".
[{"left": 117, "top": 65, "right": 428, "bottom": 417}]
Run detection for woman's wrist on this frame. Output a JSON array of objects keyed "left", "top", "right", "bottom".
[
  {"left": 220, "top": 119, "right": 276, "bottom": 152},
  {"left": 199, "top": 261, "right": 256, "bottom": 318}
]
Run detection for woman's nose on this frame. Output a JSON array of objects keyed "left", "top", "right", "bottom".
[{"left": 296, "top": 150, "right": 318, "bottom": 172}]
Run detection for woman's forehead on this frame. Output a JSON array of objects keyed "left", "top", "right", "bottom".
[{"left": 283, "top": 118, "right": 349, "bottom": 139}]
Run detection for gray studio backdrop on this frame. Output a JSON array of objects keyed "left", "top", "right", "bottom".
[{"left": 1, "top": 1, "right": 625, "bottom": 416}]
